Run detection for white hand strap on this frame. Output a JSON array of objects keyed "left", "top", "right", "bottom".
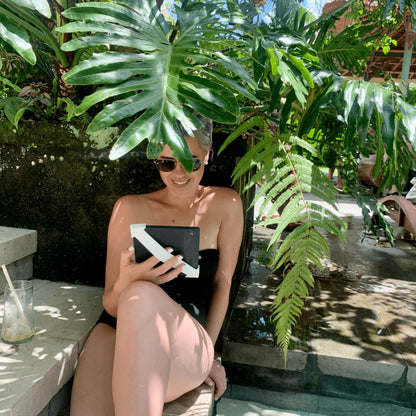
[{"left": 130, "top": 224, "right": 199, "bottom": 278}]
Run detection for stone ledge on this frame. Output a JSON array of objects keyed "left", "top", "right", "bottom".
[
  {"left": 162, "top": 384, "right": 215, "bottom": 416},
  {"left": 0, "top": 226, "right": 37, "bottom": 267},
  {"left": 0, "top": 279, "right": 103, "bottom": 416},
  {"left": 0, "top": 226, "right": 37, "bottom": 290},
  {"left": 0, "top": 279, "right": 215, "bottom": 416}
]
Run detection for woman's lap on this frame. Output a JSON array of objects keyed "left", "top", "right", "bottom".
[{"left": 71, "top": 282, "right": 213, "bottom": 414}]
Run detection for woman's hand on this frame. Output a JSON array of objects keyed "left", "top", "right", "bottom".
[
  {"left": 118, "top": 246, "right": 184, "bottom": 286},
  {"left": 204, "top": 360, "right": 227, "bottom": 400}
]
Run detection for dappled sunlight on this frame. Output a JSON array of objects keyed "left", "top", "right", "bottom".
[
  {"left": 0, "top": 281, "right": 102, "bottom": 413},
  {"left": 0, "top": 335, "right": 78, "bottom": 411},
  {"left": 225, "top": 206, "right": 416, "bottom": 366},
  {"left": 35, "top": 305, "right": 68, "bottom": 321},
  {"left": 32, "top": 347, "right": 47, "bottom": 360}
]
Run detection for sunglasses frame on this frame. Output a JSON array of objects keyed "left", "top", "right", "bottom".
[{"left": 153, "top": 158, "right": 203, "bottom": 172}]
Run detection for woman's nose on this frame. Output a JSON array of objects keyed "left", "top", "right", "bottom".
[{"left": 174, "top": 161, "right": 186, "bottom": 173}]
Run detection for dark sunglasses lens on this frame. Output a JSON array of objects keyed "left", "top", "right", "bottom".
[
  {"left": 156, "top": 159, "right": 176, "bottom": 172},
  {"left": 192, "top": 158, "right": 202, "bottom": 171}
]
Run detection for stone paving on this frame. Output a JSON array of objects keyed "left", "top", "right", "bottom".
[{"left": 222, "top": 193, "right": 416, "bottom": 414}]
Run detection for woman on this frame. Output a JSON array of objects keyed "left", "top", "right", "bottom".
[{"left": 70, "top": 118, "right": 244, "bottom": 416}]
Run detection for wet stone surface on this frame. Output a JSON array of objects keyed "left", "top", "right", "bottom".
[{"left": 223, "top": 194, "right": 416, "bottom": 408}]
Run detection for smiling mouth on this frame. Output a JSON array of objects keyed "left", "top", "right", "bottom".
[{"left": 174, "top": 179, "right": 191, "bottom": 185}]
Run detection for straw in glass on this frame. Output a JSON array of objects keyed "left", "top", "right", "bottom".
[{"left": 1, "top": 264, "right": 33, "bottom": 334}]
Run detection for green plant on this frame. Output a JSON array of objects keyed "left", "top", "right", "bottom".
[
  {"left": 54, "top": 0, "right": 416, "bottom": 358},
  {"left": 0, "top": 0, "right": 70, "bottom": 69},
  {"left": 217, "top": 0, "right": 416, "bottom": 357},
  {"left": 2, "top": 0, "right": 416, "bottom": 359},
  {"left": 0, "top": 76, "right": 77, "bottom": 126},
  {"left": 0, "top": 0, "right": 108, "bottom": 116},
  {"left": 220, "top": 116, "right": 346, "bottom": 357},
  {"left": 57, "top": 0, "right": 256, "bottom": 170}
]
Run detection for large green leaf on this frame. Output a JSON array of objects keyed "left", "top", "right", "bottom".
[
  {"left": 0, "top": 97, "right": 28, "bottom": 127},
  {"left": 0, "top": 15, "right": 36, "bottom": 64},
  {"left": 0, "top": 0, "right": 69, "bottom": 67},
  {"left": 342, "top": 80, "right": 409, "bottom": 156},
  {"left": 60, "top": 1, "right": 253, "bottom": 169},
  {"left": 8, "top": 0, "right": 50, "bottom": 18}
]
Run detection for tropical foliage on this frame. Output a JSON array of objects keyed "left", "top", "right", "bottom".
[
  {"left": 56, "top": 0, "right": 256, "bottom": 169},
  {"left": 1, "top": 0, "right": 416, "bottom": 357},
  {"left": 218, "top": 0, "right": 416, "bottom": 354},
  {"left": 0, "top": 0, "right": 101, "bottom": 125}
]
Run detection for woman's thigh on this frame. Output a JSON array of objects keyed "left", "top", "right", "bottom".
[
  {"left": 116, "top": 281, "right": 214, "bottom": 403},
  {"left": 70, "top": 323, "right": 116, "bottom": 416},
  {"left": 164, "top": 306, "right": 214, "bottom": 401}
]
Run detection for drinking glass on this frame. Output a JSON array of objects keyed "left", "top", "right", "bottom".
[{"left": 1, "top": 280, "right": 35, "bottom": 344}]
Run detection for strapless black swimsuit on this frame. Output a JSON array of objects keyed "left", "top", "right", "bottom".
[{"left": 96, "top": 249, "right": 219, "bottom": 329}]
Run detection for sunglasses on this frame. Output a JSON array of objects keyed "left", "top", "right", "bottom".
[{"left": 153, "top": 158, "right": 203, "bottom": 172}]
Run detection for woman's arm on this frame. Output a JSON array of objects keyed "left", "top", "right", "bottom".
[
  {"left": 203, "top": 188, "right": 243, "bottom": 399},
  {"left": 204, "top": 188, "right": 244, "bottom": 345},
  {"left": 102, "top": 196, "right": 183, "bottom": 316}
]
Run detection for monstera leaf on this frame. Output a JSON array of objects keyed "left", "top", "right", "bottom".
[{"left": 58, "top": 0, "right": 256, "bottom": 170}]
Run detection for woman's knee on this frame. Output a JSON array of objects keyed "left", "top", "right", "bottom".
[{"left": 117, "top": 281, "right": 165, "bottom": 318}]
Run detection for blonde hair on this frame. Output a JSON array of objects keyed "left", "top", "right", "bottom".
[{"left": 178, "top": 114, "right": 213, "bottom": 153}]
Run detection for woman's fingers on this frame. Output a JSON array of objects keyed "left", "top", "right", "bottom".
[
  {"left": 119, "top": 246, "right": 135, "bottom": 266},
  {"left": 120, "top": 246, "right": 184, "bottom": 285},
  {"left": 138, "top": 248, "right": 184, "bottom": 284},
  {"left": 204, "top": 376, "right": 214, "bottom": 388},
  {"left": 120, "top": 245, "right": 184, "bottom": 284},
  {"left": 152, "top": 256, "right": 184, "bottom": 285},
  {"left": 206, "top": 361, "right": 227, "bottom": 400},
  {"left": 160, "top": 263, "right": 184, "bottom": 285}
]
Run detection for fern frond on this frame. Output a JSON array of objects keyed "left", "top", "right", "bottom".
[
  {"left": 306, "top": 202, "right": 346, "bottom": 236},
  {"left": 275, "top": 228, "right": 329, "bottom": 270},
  {"left": 272, "top": 196, "right": 305, "bottom": 237},
  {"left": 232, "top": 135, "right": 280, "bottom": 181},
  {"left": 271, "top": 222, "right": 311, "bottom": 252},
  {"left": 218, "top": 115, "right": 264, "bottom": 154},
  {"left": 270, "top": 226, "right": 329, "bottom": 361},
  {"left": 309, "top": 214, "right": 345, "bottom": 237},
  {"left": 246, "top": 159, "right": 290, "bottom": 194},
  {"left": 256, "top": 174, "right": 297, "bottom": 218},
  {"left": 227, "top": 118, "right": 345, "bottom": 361},
  {"left": 287, "top": 135, "right": 323, "bottom": 162}
]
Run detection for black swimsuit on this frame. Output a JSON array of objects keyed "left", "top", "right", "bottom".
[{"left": 96, "top": 249, "right": 219, "bottom": 329}]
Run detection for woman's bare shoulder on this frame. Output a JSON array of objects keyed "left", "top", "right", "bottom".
[
  {"left": 205, "top": 186, "right": 242, "bottom": 205},
  {"left": 115, "top": 192, "right": 160, "bottom": 206},
  {"left": 112, "top": 193, "right": 159, "bottom": 216}
]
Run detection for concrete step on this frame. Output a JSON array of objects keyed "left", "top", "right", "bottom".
[{"left": 0, "top": 226, "right": 37, "bottom": 290}]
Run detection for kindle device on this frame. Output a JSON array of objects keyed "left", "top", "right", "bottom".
[{"left": 130, "top": 224, "right": 200, "bottom": 278}]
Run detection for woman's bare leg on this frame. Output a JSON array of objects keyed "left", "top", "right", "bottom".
[
  {"left": 112, "top": 281, "right": 214, "bottom": 416},
  {"left": 70, "top": 323, "right": 116, "bottom": 416}
]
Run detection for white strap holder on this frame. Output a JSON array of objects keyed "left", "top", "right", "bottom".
[{"left": 130, "top": 224, "right": 199, "bottom": 278}]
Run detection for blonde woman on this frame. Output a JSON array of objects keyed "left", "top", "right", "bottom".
[{"left": 70, "top": 118, "right": 244, "bottom": 416}]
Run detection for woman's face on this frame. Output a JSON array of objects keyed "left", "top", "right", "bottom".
[{"left": 157, "top": 136, "right": 210, "bottom": 193}]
